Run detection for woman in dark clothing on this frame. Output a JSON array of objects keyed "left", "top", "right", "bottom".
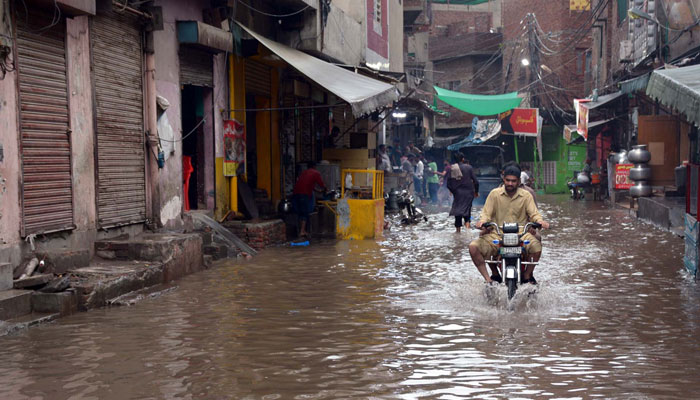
[{"left": 447, "top": 152, "right": 479, "bottom": 233}]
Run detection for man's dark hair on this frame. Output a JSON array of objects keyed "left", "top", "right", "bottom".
[
  {"left": 308, "top": 160, "right": 317, "bottom": 169},
  {"left": 378, "top": 144, "right": 386, "bottom": 151},
  {"left": 453, "top": 151, "right": 465, "bottom": 163},
  {"left": 503, "top": 164, "right": 521, "bottom": 179}
]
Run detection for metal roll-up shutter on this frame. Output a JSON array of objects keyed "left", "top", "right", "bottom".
[
  {"left": 16, "top": 11, "right": 74, "bottom": 236},
  {"left": 180, "top": 47, "right": 213, "bottom": 87},
  {"left": 92, "top": 11, "right": 146, "bottom": 227},
  {"left": 245, "top": 59, "right": 271, "bottom": 96}
]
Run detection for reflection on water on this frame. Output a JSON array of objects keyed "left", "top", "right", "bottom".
[{"left": 0, "top": 196, "right": 698, "bottom": 399}]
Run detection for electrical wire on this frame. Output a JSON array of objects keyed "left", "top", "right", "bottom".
[
  {"left": 157, "top": 118, "right": 207, "bottom": 143},
  {"left": 18, "top": 0, "right": 62, "bottom": 34},
  {"left": 237, "top": 0, "right": 311, "bottom": 18}
]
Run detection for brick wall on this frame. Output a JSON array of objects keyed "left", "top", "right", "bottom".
[
  {"left": 433, "top": 55, "right": 502, "bottom": 129},
  {"left": 501, "top": 0, "right": 592, "bottom": 109},
  {"left": 224, "top": 220, "right": 287, "bottom": 250},
  {"left": 432, "top": 11, "right": 492, "bottom": 33}
]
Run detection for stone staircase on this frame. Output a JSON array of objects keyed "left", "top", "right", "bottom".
[
  {"left": 1, "top": 232, "right": 206, "bottom": 336},
  {"left": 0, "top": 261, "right": 75, "bottom": 336}
]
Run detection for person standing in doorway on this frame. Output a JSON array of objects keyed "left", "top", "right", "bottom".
[
  {"left": 447, "top": 152, "right": 479, "bottom": 233},
  {"left": 293, "top": 161, "right": 326, "bottom": 238}
]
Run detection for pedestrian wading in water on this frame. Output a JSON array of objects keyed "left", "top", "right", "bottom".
[{"left": 447, "top": 152, "right": 479, "bottom": 233}]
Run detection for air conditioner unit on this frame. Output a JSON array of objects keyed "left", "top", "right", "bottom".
[{"left": 620, "top": 40, "right": 633, "bottom": 62}]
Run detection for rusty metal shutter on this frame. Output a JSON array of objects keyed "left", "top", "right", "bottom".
[
  {"left": 179, "top": 47, "right": 213, "bottom": 87},
  {"left": 245, "top": 59, "right": 271, "bottom": 96},
  {"left": 91, "top": 11, "right": 146, "bottom": 227},
  {"left": 15, "top": 11, "right": 74, "bottom": 236}
]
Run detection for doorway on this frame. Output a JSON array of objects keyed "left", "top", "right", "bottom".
[{"left": 181, "top": 85, "right": 215, "bottom": 211}]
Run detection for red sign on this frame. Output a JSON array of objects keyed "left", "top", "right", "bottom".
[
  {"left": 499, "top": 108, "right": 539, "bottom": 137},
  {"left": 614, "top": 164, "right": 633, "bottom": 190}
]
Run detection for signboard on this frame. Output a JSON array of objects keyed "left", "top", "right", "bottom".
[
  {"left": 614, "top": 163, "right": 634, "bottom": 190},
  {"left": 563, "top": 125, "right": 574, "bottom": 143},
  {"left": 574, "top": 99, "right": 591, "bottom": 140},
  {"left": 570, "top": 0, "right": 590, "bottom": 11},
  {"left": 499, "top": 108, "right": 539, "bottom": 137},
  {"left": 223, "top": 119, "right": 245, "bottom": 177}
]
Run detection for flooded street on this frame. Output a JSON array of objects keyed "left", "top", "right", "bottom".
[{"left": 1, "top": 195, "right": 699, "bottom": 399}]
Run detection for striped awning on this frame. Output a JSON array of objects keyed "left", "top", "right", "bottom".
[{"left": 646, "top": 65, "right": 700, "bottom": 127}]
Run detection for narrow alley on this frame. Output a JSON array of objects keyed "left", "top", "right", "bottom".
[{"left": 0, "top": 197, "right": 697, "bottom": 399}]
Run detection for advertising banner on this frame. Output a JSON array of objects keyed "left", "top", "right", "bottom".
[
  {"left": 574, "top": 99, "right": 591, "bottom": 140},
  {"left": 614, "top": 163, "right": 634, "bottom": 190},
  {"left": 223, "top": 119, "right": 245, "bottom": 177},
  {"left": 499, "top": 108, "right": 539, "bottom": 136}
]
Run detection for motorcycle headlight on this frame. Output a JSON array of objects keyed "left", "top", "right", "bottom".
[{"left": 503, "top": 233, "right": 519, "bottom": 246}]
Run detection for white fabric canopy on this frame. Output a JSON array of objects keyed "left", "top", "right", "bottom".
[
  {"left": 646, "top": 64, "right": 700, "bottom": 127},
  {"left": 238, "top": 23, "right": 398, "bottom": 117}
]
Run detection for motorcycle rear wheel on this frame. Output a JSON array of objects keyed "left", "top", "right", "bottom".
[{"left": 506, "top": 278, "right": 517, "bottom": 300}]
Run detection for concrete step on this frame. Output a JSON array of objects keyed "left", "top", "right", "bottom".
[
  {"left": 0, "top": 263, "right": 12, "bottom": 291},
  {"left": 32, "top": 290, "right": 78, "bottom": 316},
  {"left": 0, "top": 312, "right": 59, "bottom": 336},
  {"left": 107, "top": 283, "right": 179, "bottom": 307},
  {"left": 95, "top": 233, "right": 202, "bottom": 262},
  {"left": 0, "top": 289, "right": 33, "bottom": 320}
]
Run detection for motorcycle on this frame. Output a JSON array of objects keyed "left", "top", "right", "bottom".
[
  {"left": 385, "top": 189, "right": 427, "bottom": 225},
  {"left": 483, "top": 221, "right": 542, "bottom": 300},
  {"left": 567, "top": 179, "right": 585, "bottom": 200},
  {"left": 567, "top": 172, "right": 590, "bottom": 200}
]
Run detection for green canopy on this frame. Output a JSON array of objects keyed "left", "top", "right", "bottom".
[{"left": 434, "top": 86, "right": 523, "bottom": 116}]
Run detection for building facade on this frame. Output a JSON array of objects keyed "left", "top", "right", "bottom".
[{"left": 0, "top": 0, "right": 401, "bottom": 269}]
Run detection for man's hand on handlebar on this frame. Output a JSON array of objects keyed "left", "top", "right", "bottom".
[{"left": 528, "top": 221, "right": 549, "bottom": 235}]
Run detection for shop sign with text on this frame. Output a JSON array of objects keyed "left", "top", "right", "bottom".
[
  {"left": 499, "top": 108, "right": 539, "bottom": 137},
  {"left": 614, "top": 163, "right": 634, "bottom": 190}
]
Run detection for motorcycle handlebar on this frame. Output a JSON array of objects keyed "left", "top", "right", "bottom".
[{"left": 480, "top": 222, "right": 542, "bottom": 237}]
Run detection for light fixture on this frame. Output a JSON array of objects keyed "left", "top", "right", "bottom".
[
  {"left": 392, "top": 111, "right": 407, "bottom": 119},
  {"left": 521, "top": 58, "right": 530, "bottom": 66},
  {"left": 628, "top": 8, "right": 657, "bottom": 24}
]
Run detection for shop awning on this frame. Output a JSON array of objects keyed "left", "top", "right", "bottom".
[
  {"left": 563, "top": 118, "right": 614, "bottom": 143},
  {"left": 619, "top": 73, "right": 650, "bottom": 95},
  {"left": 177, "top": 21, "right": 233, "bottom": 53},
  {"left": 434, "top": 86, "right": 523, "bottom": 116},
  {"left": 238, "top": 23, "right": 398, "bottom": 117},
  {"left": 581, "top": 91, "right": 624, "bottom": 110},
  {"left": 646, "top": 64, "right": 700, "bottom": 127}
]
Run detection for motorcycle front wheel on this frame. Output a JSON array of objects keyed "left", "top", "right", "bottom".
[{"left": 506, "top": 278, "right": 517, "bottom": 300}]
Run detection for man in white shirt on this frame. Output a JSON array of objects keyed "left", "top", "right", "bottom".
[
  {"left": 411, "top": 154, "right": 424, "bottom": 197},
  {"left": 520, "top": 165, "right": 531, "bottom": 187},
  {"left": 377, "top": 144, "right": 392, "bottom": 172}
]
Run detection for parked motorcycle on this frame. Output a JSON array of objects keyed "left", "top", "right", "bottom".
[
  {"left": 483, "top": 221, "right": 542, "bottom": 300},
  {"left": 387, "top": 189, "right": 427, "bottom": 225},
  {"left": 567, "top": 179, "right": 585, "bottom": 200}
]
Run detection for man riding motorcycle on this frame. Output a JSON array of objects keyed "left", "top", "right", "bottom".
[{"left": 468, "top": 165, "right": 550, "bottom": 285}]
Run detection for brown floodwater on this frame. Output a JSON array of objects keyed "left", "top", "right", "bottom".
[{"left": 0, "top": 195, "right": 698, "bottom": 399}]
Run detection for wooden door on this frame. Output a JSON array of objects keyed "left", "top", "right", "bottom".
[{"left": 638, "top": 115, "right": 680, "bottom": 187}]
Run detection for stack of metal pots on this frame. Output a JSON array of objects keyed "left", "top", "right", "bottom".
[{"left": 628, "top": 144, "right": 652, "bottom": 197}]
